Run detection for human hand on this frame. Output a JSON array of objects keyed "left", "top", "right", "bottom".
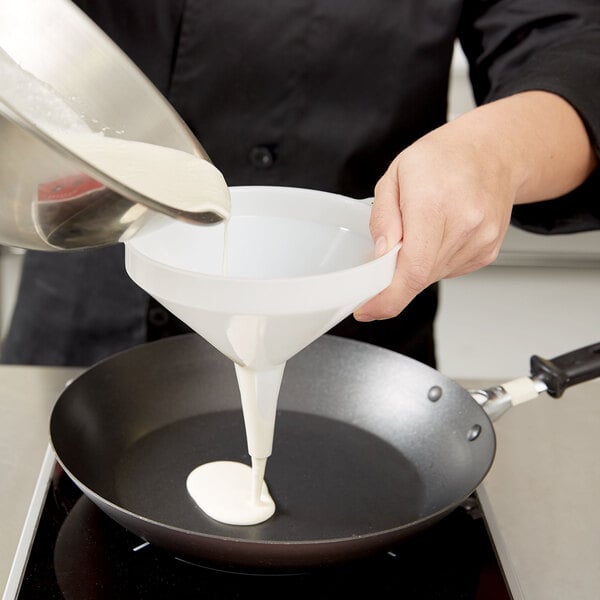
[
  {"left": 354, "top": 91, "right": 597, "bottom": 322},
  {"left": 354, "top": 118, "right": 515, "bottom": 321}
]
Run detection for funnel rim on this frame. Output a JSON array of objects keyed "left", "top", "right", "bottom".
[
  {"left": 125, "top": 242, "right": 400, "bottom": 315},
  {"left": 124, "top": 185, "right": 401, "bottom": 314},
  {"left": 126, "top": 183, "right": 399, "bottom": 285},
  {"left": 125, "top": 239, "right": 400, "bottom": 287}
]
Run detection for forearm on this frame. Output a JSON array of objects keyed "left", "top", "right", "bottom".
[{"left": 448, "top": 90, "right": 598, "bottom": 205}]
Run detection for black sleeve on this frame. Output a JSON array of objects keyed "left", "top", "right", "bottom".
[{"left": 458, "top": 0, "right": 600, "bottom": 234}]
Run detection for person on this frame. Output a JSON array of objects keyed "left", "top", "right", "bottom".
[{"left": 1, "top": 0, "right": 599, "bottom": 368}]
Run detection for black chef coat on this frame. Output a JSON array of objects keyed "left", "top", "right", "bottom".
[{"left": 2, "top": 0, "right": 600, "bottom": 367}]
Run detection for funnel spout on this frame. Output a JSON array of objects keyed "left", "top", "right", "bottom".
[{"left": 234, "top": 362, "right": 286, "bottom": 460}]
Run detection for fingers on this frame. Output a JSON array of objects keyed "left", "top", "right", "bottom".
[
  {"left": 355, "top": 192, "right": 445, "bottom": 321},
  {"left": 354, "top": 130, "right": 514, "bottom": 322},
  {"left": 369, "top": 162, "right": 403, "bottom": 256}
]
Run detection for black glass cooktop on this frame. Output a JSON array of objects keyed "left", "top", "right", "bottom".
[{"left": 16, "top": 465, "right": 509, "bottom": 599}]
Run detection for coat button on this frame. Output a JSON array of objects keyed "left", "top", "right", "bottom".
[
  {"left": 148, "top": 305, "right": 169, "bottom": 327},
  {"left": 248, "top": 145, "right": 275, "bottom": 168}
]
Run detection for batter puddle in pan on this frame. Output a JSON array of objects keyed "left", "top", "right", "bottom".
[{"left": 113, "top": 410, "right": 425, "bottom": 541}]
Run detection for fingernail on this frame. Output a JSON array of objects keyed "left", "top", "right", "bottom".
[
  {"left": 354, "top": 312, "right": 375, "bottom": 322},
  {"left": 374, "top": 236, "right": 388, "bottom": 257}
]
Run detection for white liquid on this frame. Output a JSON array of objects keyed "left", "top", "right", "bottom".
[
  {"left": 186, "top": 461, "right": 275, "bottom": 526},
  {"left": 52, "top": 131, "right": 230, "bottom": 218},
  {"left": 184, "top": 228, "right": 284, "bottom": 527},
  {"left": 7, "top": 48, "right": 274, "bottom": 527},
  {"left": 188, "top": 355, "right": 284, "bottom": 525},
  {"left": 0, "top": 47, "right": 230, "bottom": 220},
  {"left": 56, "top": 117, "right": 268, "bottom": 529},
  {"left": 1, "top": 45, "right": 277, "bottom": 527}
]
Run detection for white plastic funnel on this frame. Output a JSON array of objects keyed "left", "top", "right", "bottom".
[{"left": 125, "top": 186, "right": 399, "bottom": 459}]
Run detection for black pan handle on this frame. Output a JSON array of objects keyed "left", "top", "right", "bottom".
[{"left": 530, "top": 342, "right": 600, "bottom": 398}]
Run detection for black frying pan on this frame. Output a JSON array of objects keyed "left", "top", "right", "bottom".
[{"left": 49, "top": 334, "right": 600, "bottom": 571}]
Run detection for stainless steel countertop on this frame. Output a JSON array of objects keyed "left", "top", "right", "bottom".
[{"left": 1, "top": 364, "right": 599, "bottom": 599}]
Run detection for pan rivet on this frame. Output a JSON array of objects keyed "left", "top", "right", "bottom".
[
  {"left": 427, "top": 386, "right": 443, "bottom": 402},
  {"left": 467, "top": 425, "right": 482, "bottom": 441}
]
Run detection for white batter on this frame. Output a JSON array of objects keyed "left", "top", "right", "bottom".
[
  {"left": 62, "top": 129, "right": 273, "bottom": 529},
  {"left": 0, "top": 48, "right": 229, "bottom": 220},
  {"left": 187, "top": 365, "right": 283, "bottom": 526},
  {"left": 60, "top": 127, "right": 269, "bottom": 528},
  {"left": 186, "top": 460, "right": 275, "bottom": 526},
  {"left": 52, "top": 131, "right": 230, "bottom": 218},
  {"left": 3, "top": 47, "right": 276, "bottom": 528}
]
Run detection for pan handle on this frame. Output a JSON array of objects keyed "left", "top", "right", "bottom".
[
  {"left": 530, "top": 342, "right": 600, "bottom": 398},
  {"left": 470, "top": 378, "right": 546, "bottom": 422},
  {"left": 471, "top": 342, "right": 600, "bottom": 421}
]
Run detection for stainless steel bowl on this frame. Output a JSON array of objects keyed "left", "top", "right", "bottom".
[{"left": 0, "top": 0, "right": 227, "bottom": 250}]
